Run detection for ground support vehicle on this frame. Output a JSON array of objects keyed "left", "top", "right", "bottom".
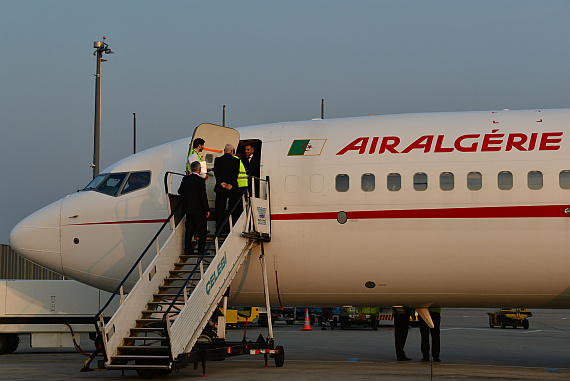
[
  {"left": 339, "top": 307, "right": 380, "bottom": 330},
  {"left": 487, "top": 308, "right": 532, "bottom": 329},
  {"left": 219, "top": 307, "right": 260, "bottom": 326},
  {"left": 258, "top": 307, "right": 295, "bottom": 325},
  {"left": 0, "top": 280, "right": 117, "bottom": 354},
  {"left": 377, "top": 309, "right": 420, "bottom": 327}
]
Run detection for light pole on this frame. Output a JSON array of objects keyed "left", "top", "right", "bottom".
[{"left": 92, "top": 37, "right": 114, "bottom": 179}]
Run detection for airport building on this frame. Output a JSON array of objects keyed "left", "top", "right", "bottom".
[{"left": 0, "top": 244, "right": 63, "bottom": 280}]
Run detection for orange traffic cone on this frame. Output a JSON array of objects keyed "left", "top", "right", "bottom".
[{"left": 301, "top": 308, "right": 313, "bottom": 331}]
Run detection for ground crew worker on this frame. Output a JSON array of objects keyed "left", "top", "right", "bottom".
[
  {"left": 187, "top": 138, "right": 206, "bottom": 178},
  {"left": 419, "top": 307, "right": 441, "bottom": 363},
  {"left": 392, "top": 307, "right": 412, "bottom": 361}
]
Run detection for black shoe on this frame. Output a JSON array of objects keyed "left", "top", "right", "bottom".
[
  {"left": 397, "top": 356, "right": 412, "bottom": 361},
  {"left": 433, "top": 357, "right": 441, "bottom": 362},
  {"left": 321, "top": 327, "right": 326, "bottom": 330},
  {"left": 421, "top": 357, "right": 430, "bottom": 363}
]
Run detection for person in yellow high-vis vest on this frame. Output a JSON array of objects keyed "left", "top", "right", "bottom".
[
  {"left": 187, "top": 138, "right": 206, "bottom": 178},
  {"left": 232, "top": 154, "right": 249, "bottom": 223}
]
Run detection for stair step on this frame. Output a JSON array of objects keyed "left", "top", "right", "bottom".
[
  {"left": 174, "top": 260, "right": 212, "bottom": 267},
  {"left": 169, "top": 269, "right": 206, "bottom": 274},
  {"left": 124, "top": 336, "right": 166, "bottom": 341},
  {"left": 118, "top": 345, "right": 169, "bottom": 352},
  {"left": 147, "top": 301, "right": 183, "bottom": 306},
  {"left": 141, "top": 310, "right": 179, "bottom": 315},
  {"left": 178, "top": 255, "right": 215, "bottom": 260},
  {"left": 112, "top": 355, "right": 170, "bottom": 361},
  {"left": 107, "top": 364, "right": 170, "bottom": 370},
  {"left": 164, "top": 275, "right": 201, "bottom": 280},
  {"left": 136, "top": 318, "right": 174, "bottom": 324},
  {"left": 152, "top": 292, "right": 188, "bottom": 297},
  {"left": 130, "top": 327, "right": 167, "bottom": 332},
  {"left": 152, "top": 293, "right": 189, "bottom": 298}
]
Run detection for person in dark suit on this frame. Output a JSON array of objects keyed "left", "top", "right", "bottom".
[
  {"left": 178, "top": 161, "right": 210, "bottom": 255},
  {"left": 213, "top": 144, "right": 240, "bottom": 232},
  {"left": 242, "top": 143, "right": 260, "bottom": 197}
]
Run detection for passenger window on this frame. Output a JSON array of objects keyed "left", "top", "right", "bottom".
[
  {"left": 528, "top": 171, "right": 543, "bottom": 190},
  {"left": 361, "top": 173, "right": 375, "bottom": 192},
  {"left": 310, "top": 174, "right": 324, "bottom": 193},
  {"left": 96, "top": 173, "right": 127, "bottom": 196},
  {"left": 387, "top": 173, "right": 401, "bottom": 191},
  {"left": 414, "top": 173, "right": 428, "bottom": 191},
  {"left": 439, "top": 172, "right": 454, "bottom": 191},
  {"left": 467, "top": 172, "right": 482, "bottom": 191},
  {"left": 335, "top": 174, "right": 349, "bottom": 192},
  {"left": 560, "top": 171, "right": 570, "bottom": 189},
  {"left": 498, "top": 171, "right": 513, "bottom": 190},
  {"left": 285, "top": 175, "right": 299, "bottom": 193},
  {"left": 121, "top": 171, "right": 151, "bottom": 195}
]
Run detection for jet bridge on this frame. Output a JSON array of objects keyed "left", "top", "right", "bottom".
[{"left": 84, "top": 173, "right": 281, "bottom": 377}]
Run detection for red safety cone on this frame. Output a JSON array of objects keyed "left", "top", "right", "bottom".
[{"left": 301, "top": 308, "right": 313, "bottom": 331}]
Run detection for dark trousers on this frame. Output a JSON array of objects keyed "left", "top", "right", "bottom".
[
  {"left": 419, "top": 311, "right": 441, "bottom": 359},
  {"left": 393, "top": 310, "right": 411, "bottom": 358},
  {"left": 184, "top": 214, "right": 207, "bottom": 256},
  {"left": 232, "top": 188, "right": 247, "bottom": 225},
  {"left": 215, "top": 189, "right": 240, "bottom": 232}
]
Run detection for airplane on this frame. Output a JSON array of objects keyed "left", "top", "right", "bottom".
[{"left": 9, "top": 108, "right": 570, "bottom": 312}]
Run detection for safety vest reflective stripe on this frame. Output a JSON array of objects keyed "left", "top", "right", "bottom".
[
  {"left": 186, "top": 149, "right": 203, "bottom": 172},
  {"left": 192, "top": 149, "right": 203, "bottom": 162},
  {"left": 235, "top": 155, "right": 248, "bottom": 187}
]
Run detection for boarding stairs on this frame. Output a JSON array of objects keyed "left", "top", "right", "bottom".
[{"left": 91, "top": 173, "right": 272, "bottom": 376}]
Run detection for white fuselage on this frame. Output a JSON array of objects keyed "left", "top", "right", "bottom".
[{"left": 10, "top": 109, "right": 570, "bottom": 309}]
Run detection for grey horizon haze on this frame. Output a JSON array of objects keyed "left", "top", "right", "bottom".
[{"left": 1, "top": 1, "right": 570, "bottom": 244}]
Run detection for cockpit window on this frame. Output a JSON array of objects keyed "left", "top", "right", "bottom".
[
  {"left": 96, "top": 173, "right": 128, "bottom": 196},
  {"left": 82, "top": 171, "right": 151, "bottom": 196},
  {"left": 121, "top": 172, "right": 151, "bottom": 194},
  {"left": 83, "top": 174, "right": 107, "bottom": 191}
]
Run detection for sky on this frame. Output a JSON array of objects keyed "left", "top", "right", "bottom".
[{"left": 1, "top": 1, "right": 570, "bottom": 243}]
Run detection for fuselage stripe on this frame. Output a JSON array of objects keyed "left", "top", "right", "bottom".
[
  {"left": 66, "top": 218, "right": 168, "bottom": 226},
  {"left": 270, "top": 205, "right": 570, "bottom": 220}
]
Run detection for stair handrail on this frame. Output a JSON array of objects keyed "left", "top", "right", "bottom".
[
  {"left": 161, "top": 175, "right": 270, "bottom": 323},
  {"left": 93, "top": 171, "right": 185, "bottom": 327},
  {"left": 161, "top": 189, "right": 249, "bottom": 319}
]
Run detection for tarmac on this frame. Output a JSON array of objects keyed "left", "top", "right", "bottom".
[{"left": 0, "top": 308, "right": 568, "bottom": 380}]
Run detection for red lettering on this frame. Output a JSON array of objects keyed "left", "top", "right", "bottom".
[
  {"left": 539, "top": 132, "right": 563, "bottom": 151},
  {"left": 528, "top": 133, "right": 538, "bottom": 151},
  {"left": 505, "top": 133, "right": 527, "bottom": 151},
  {"left": 481, "top": 129, "right": 504, "bottom": 152},
  {"left": 454, "top": 134, "right": 480, "bottom": 152},
  {"left": 401, "top": 135, "right": 434, "bottom": 154},
  {"left": 336, "top": 137, "right": 369, "bottom": 155},
  {"left": 369, "top": 137, "right": 379, "bottom": 154},
  {"left": 434, "top": 135, "right": 454, "bottom": 153},
  {"left": 378, "top": 136, "right": 400, "bottom": 154}
]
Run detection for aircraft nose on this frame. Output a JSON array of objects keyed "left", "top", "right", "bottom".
[{"left": 9, "top": 199, "right": 63, "bottom": 274}]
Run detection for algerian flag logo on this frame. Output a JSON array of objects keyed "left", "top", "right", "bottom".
[{"left": 287, "top": 139, "right": 326, "bottom": 156}]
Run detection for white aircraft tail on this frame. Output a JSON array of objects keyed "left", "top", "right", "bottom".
[{"left": 94, "top": 173, "right": 271, "bottom": 376}]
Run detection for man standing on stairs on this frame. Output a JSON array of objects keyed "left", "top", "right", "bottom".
[
  {"left": 178, "top": 161, "right": 210, "bottom": 256},
  {"left": 213, "top": 144, "right": 240, "bottom": 233}
]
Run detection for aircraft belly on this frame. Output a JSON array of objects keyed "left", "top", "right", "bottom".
[{"left": 231, "top": 217, "right": 570, "bottom": 308}]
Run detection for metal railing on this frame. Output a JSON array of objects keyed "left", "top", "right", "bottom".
[
  {"left": 161, "top": 175, "right": 270, "bottom": 320},
  {"left": 93, "top": 172, "right": 185, "bottom": 334}
]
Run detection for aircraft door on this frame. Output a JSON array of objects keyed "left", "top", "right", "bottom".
[{"left": 189, "top": 123, "right": 240, "bottom": 208}]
